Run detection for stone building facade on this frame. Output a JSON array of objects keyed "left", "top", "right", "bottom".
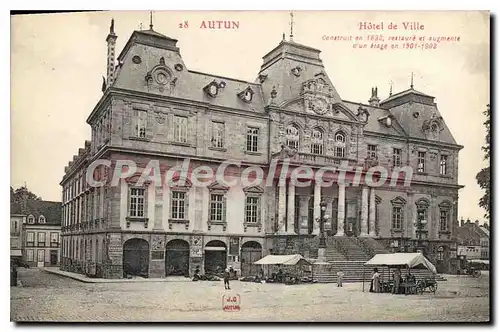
[{"left": 60, "top": 21, "right": 463, "bottom": 278}]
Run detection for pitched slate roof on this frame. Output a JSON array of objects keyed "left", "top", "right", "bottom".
[{"left": 10, "top": 200, "right": 61, "bottom": 225}]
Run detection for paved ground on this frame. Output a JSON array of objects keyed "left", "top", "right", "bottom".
[{"left": 11, "top": 268, "right": 490, "bottom": 322}]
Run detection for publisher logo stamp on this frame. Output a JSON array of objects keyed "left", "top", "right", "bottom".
[{"left": 222, "top": 294, "right": 241, "bottom": 312}]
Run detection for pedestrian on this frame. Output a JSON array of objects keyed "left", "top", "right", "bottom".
[
  {"left": 372, "top": 268, "right": 381, "bottom": 293},
  {"left": 223, "top": 267, "right": 231, "bottom": 290},
  {"left": 392, "top": 268, "right": 401, "bottom": 294},
  {"left": 337, "top": 269, "right": 344, "bottom": 287}
]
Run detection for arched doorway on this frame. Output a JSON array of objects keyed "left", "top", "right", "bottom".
[
  {"left": 241, "top": 241, "right": 262, "bottom": 277},
  {"left": 204, "top": 240, "right": 227, "bottom": 275},
  {"left": 123, "top": 238, "right": 149, "bottom": 278},
  {"left": 165, "top": 239, "right": 190, "bottom": 277}
]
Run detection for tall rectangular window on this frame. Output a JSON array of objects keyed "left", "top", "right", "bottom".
[
  {"left": 246, "top": 127, "right": 259, "bottom": 152},
  {"left": 26, "top": 249, "right": 34, "bottom": 262},
  {"left": 50, "top": 232, "right": 59, "bottom": 247},
  {"left": 135, "top": 110, "right": 147, "bottom": 138},
  {"left": 173, "top": 116, "right": 188, "bottom": 143},
  {"left": 211, "top": 121, "right": 225, "bottom": 148},
  {"left": 367, "top": 144, "right": 377, "bottom": 160},
  {"left": 391, "top": 207, "right": 403, "bottom": 230},
  {"left": 26, "top": 232, "right": 34, "bottom": 247},
  {"left": 209, "top": 194, "right": 224, "bottom": 221},
  {"left": 440, "top": 155, "right": 448, "bottom": 175},
  {"left": 440, "top": 210, "right": 449, "bottom": 231},
  {"left": 37, "top": 232, "right": 46, "bottom": 247},
  {"left": 417, "top": 151, "right": 426, "bottom": 173},
  {"left": 171, "top": 191, "right": 186, "bottom": 220},
  {"left": 129, "top": 188, "right": 146, "bottom": 218},
  {"left": 245, "top": 196, "right": 260, "bottom": 223},
  {"left": 392, "top": 148, "right": 402, "bottom": 167},
  {"left": 335, "top": 147, "right": 345, "bottom": 158}
]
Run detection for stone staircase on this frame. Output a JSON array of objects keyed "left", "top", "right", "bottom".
[
  {"left": 329, "top": 237, "right": 371, "bottom": 261},
  {"left": 352, "top": 237, "right": 391, "bottom": 257}
]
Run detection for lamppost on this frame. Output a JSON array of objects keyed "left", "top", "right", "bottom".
[
  {"left": 413, "top": 219, "right": 428, "bottom": 255},
  {"left": 317, "top": 199, "right": 329, "bottom": 262}
]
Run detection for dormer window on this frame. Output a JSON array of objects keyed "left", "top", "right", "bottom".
[
  {"left": 204, "top": 81, "right": 219, "bottom": 98},
  {"left": 27, "top": 215, "right": 35, "bottom": 224},
  {"left": 238, "top": 87, "right": 254, "bottom": 103},
  {"left": 378, "top": 115, "right": 394, "bottom": 128},
  {"left": 39, "top": 215, "right": 46, "bottom": 224}
]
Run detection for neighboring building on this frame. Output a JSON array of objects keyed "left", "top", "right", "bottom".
[
  {"left": 10, "top": 214, "right": 24, "bottom": 264},
  {"left": 456, "top": 218, "right": 489, "bottom": 271},
  {"left": 60, "top": 20, "right": 463, "bottom": 278},
  {"left": 11, "top": 199, "right": 62, "bottom": 267}
]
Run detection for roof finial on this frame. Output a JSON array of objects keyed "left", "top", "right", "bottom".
[
  {"left": 289, "top": 11, "right": 294, "bottom": 42},
  {"left": 139, "top": 22, "right": 143, "bottom": 30},
  {"left": 282, "top": 33, "right": 285, "bottom": 41},
  {"left": 149, "top": 11, "right": 154, "bottom": 30},
  {"left": 410, "top": 72, "right": 414, "bottom": 89},
  {"left": 389, "top": 80, "right": 393, "bottom": 96},
  {"left": 110, "top": 18, "right": 115, "bottom": 34}
]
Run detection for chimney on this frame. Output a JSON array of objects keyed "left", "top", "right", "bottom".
[
  {"left": 368, "top": 87, "right": 380, "bottom": 107},
  {"left": 475, "top": 220, "right": 479, "bottom": 226},
  {"left": 105, "top": 18, "right": 118, "bottom": 88},
  {"left": 460, "top": 218, "right": 465, "bottom": 227},
  {"left": 466, "top": 218, "right": 471, "bottom": 224}
]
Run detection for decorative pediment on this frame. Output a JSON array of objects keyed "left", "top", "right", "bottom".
[
  {"left": 166, "top": 176, "right": 192, "bottom": 188},
  {"left": 243, "top": 185, "right": 264, "bottom": 194},
  {"left": 415, "top": 197, "right": 430, "bottom": 207},
  {"left": 390, "top": 196, "right": 407, "bottom": 206},
  {"left": 237, "top": 86, "right": 254, "bottom": 103},
  {"left": 438, "top": 200, "right": 453, "bottom": 209},
  {"left": 422, "top": 114, "right": 444, "bottom": 140},
  {"left": 207, "top": 181, "right": 229, "bottom": 192},
  {"left": 125, "top": 173, "right": 152, "bottom": 186}
]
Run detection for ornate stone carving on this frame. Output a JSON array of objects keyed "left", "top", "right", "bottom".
[
  {"left": 151, "top": 235, "right": 165, "bottom": 251},
  {"left": 302, "top": 74, "right": 336, "bottom": 116}
]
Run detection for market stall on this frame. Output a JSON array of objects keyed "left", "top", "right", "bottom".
[
  {"left": 363, "top": 253, "right": 437, "bottom": 294},
  {"left": 252, "top": 254, "right": 313, "bottom": 284}
]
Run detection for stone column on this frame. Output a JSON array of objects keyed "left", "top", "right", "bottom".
[
  {"left": 360, "top": 186, "right": 369, "bottom": 236},
  {"left": 287, "top": 181, "right": 296, "bottom": 234},
  {"left": 153, "top": 186, "right": 164, "bottom": 230},
  {"left": 369, "top": 187, "right": 376, "bottom": 237},
  {"left": 335, "top": 183, "right": 345, "bottom": 236},
  {"left": 276, "top": 183, "right": 286, "bottom": 234},
  {"left": 312, "top": 182, "right": 321, "bottom": 235},
  {"left": 299, "top": 196, "right": 310, "bottom": 235}
]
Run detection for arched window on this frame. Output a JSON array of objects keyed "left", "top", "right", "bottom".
[
  {"left": 311, "top": 128, "right": 324, "bottom": 155},
  {"left": 27, "top": 214, "right": 35, "bottom": 224},
  {"left": 334, "top": 132, "right": 347, "bottom": 158},
  {"left": 39, "top": 215, "right": 46, "bottom": 224},
  {"left": 285, "top": 124, "right": 300, "bottom": 150}
]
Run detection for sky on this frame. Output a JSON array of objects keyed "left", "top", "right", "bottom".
[{"left": 10, "top": 11, "right": 490, "bottom": 221}]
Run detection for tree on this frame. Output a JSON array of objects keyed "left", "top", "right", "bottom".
[
  {"left": 10, "top": 186, "right": 42, "bottom": 204},
  {"left": 476, "top": 104, "right": 490, "bottom": 220}
]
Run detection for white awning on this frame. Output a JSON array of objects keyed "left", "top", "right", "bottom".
[
  {"left": 253, "top": 254, "right": 311, "bottom": 265},
  {"left": 10, "top": 249, "right": 22, "bottom": 257},
  {"left": 364, "top": 253, "right": 437, "bottom": 274}
]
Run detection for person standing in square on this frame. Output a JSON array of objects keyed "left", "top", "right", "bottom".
[
  {"left": 224, "top": 267, "right": 231, "bottom": 290},
  {"left": 337, "top": 269, "right": 344, "bottom": 287}
]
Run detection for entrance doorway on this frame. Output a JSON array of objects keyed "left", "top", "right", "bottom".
[
  {"left": 241, "top": 241, "right": 262, "bottom": 277},
  {"left": 204, "top": 240, "right": 227, "bottom": 275},
  {"left": 50, "top": 250, "right": 58, "bottom": 265},
  {"left": 37, "top": 249, "right": 45, "bottom": 268},
  {"left": 165, "top": 239, "right": 190, "bottom": 276},
  {"left": 123, "top": 238, "right": 149, "bottom": 278}
]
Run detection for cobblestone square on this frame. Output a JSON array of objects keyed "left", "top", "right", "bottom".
[{"left": 10, "top": 268, "right": 489, "bottom": 322}]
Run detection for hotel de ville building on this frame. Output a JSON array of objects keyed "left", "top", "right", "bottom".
[{"left": 60, "top": 19, "right": 463, "bottom": 279}]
